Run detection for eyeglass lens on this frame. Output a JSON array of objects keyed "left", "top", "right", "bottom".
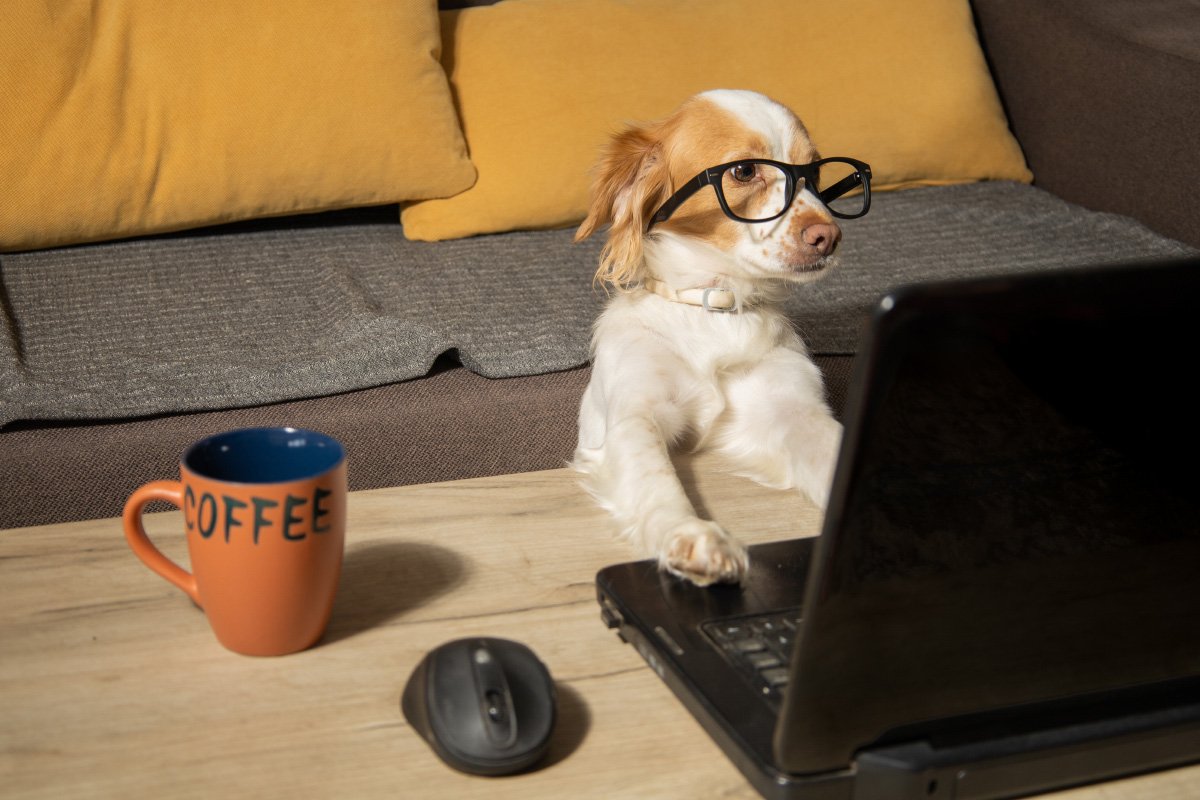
[
  {"left": 719, "top": 163, "right": 791, "bottom": 222},
  {"left": 817, "top": 160, "right": 867, "bottom": 218}
]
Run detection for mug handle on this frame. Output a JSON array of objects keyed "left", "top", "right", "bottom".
[{"left": 122, "top": 480, "right": 201, "bottom": 605}]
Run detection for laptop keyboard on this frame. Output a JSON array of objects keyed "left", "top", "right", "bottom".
[{"left": 702, "top": 608, "right": 802, "bottom": 707}]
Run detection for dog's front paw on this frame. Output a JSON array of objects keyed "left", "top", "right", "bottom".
[{"left": 661, "top": 520, "right": 749, "bottom": 587}]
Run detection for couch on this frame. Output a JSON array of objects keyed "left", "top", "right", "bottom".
[{"left": 2, "top": 0, "right": 1197, "bottom": 530}]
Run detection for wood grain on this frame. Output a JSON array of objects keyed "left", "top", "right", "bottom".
[{"left": 1, "top": 457, "right": 1196, "bottom": 798}]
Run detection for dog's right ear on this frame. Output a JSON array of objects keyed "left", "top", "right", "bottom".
[{"left": 575, "top": 124, "right": 672, "bottom": 289}]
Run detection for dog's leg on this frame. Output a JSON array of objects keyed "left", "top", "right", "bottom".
[
  {"left": 715, "top": 350, "right": 843, "bottom": 509},
  {"left": 574, "top": 375, "right": 748, "bottom": 586}
]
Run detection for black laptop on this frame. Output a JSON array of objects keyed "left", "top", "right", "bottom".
[{"left": 595, "top": 258, "right": 1200, "bottom": 799}]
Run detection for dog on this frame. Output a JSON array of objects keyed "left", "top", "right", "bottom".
[{"left": 572, "top": 89, "right": 871, "bottom": 586}]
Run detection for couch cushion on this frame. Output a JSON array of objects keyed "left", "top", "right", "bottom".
[
  {"left": 400, "top": 0, "right": 1032, "bottom": 241},
  {"left": 972, "top": 0, "right": 1200, "bottom": 249},
  {"left": 0, "top": 182, "right": 1193, "bottom": 427},
  {"left": 0, "top": 0, "right": 475, "bottom": 252},
  {"left": 0, "top": 361, "right": 595, "bottom": 530}
]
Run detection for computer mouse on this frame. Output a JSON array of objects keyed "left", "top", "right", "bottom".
[{"left": 401, "top": 637, "right": 557, "bottom": 776}]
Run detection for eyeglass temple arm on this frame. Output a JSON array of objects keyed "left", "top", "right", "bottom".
[
  {"left": 818, "top": 171, "right": 867, "bottom": 203},
  {"left": 647, "top": 172, "right": 711, "bottom": 230}
]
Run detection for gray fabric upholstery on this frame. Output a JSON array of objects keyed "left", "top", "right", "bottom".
[
  {"left": 0, "top": 219, "right": 605, "bottom": 424},
  {"left": 0, "top": 361, "right": 592, "bottom": 529},
  {"left": 781, "top": 182, "right": 1197, "bottom": 352},
  {"left": 0, "top": 356, "right": 859, "bottom": 530},
  {"left": 0, "top": 182, "right": 1193, "bottom": 426}
]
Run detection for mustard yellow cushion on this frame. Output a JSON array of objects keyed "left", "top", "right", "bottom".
[
  {"left": 401, "top": 0, "right": 1031, "bottom": 241},
  {"left": 0, "top": 0, "right": 475, "bottom": 252}
]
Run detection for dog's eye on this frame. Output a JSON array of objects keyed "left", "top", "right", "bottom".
[{"left": 730, "top": 164, "right": 757, "bottom": 183}]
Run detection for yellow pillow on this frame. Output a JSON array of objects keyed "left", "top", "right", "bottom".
[
  {"left": 401, "top": 0, "right": 1031, "bottom": 241},
  {"left": 0, "top": 0, "right": 475, "bottom": 252}
]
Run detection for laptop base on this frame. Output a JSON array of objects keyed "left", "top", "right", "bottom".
[{"left": 598, "top": 540, "right": 1200, "bottom": 799}]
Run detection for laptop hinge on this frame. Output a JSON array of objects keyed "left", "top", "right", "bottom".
[{"left": 850, "top": 701, "right": 1200, "bottom": 800}]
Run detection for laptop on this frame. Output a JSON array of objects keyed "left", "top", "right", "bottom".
[{"left": 595, "top": 258, "right": 1200, "bottom": 799}]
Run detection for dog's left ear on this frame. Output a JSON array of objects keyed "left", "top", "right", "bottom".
[{"left": 575, "top": 123, "right": 672, "bottom": 289}]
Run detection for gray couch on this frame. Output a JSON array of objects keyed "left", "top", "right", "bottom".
[{"left": 2, "top": 0, "right": 1197, "bottom": 529}]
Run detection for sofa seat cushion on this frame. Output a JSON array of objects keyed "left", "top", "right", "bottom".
[{"left": 0, "top": 182, "right": 1193, "bottom": 427}]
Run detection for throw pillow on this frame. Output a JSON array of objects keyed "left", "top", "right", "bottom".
[
  {"left": 1, "top": 0, "right": 476, "bottom": 251},
  {"left": 400, "top": 0, "right": 1031, "bottom": 241}
]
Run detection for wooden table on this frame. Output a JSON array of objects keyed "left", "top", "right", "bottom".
[{"left": 3, "top": 458, "right": 1197, "bottom": 799}]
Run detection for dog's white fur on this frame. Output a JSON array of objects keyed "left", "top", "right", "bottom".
[{"left": 572, "top": 90, "right": 843, "bottom": 586}]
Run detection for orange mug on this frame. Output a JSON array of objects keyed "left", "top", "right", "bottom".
[{"left": 123, "top": 427, "right": 347, "bottom": 656}]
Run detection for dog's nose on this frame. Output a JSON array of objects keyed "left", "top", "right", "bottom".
[{"left": 802, "top": 222, "right": 840, "bottom": 257}]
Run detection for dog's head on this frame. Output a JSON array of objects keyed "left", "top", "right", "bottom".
[{"left": 576, "top": 90, "right": 843, "bottom": 292}]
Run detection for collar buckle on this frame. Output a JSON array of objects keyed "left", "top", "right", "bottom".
[{"left": 701, "top": 287, "right": 737, "bottom": 313}]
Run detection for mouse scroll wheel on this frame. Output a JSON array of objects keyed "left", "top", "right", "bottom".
[
  {"left": 473, "top": 646, "right": 519, "bottom": 747},
  {"left": 485, "top": 689, "right": 507, "bottom": 724}
]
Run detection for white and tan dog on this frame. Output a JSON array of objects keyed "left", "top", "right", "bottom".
[{"left": 573, "top": 89, "right": 870, "bottom": 586}]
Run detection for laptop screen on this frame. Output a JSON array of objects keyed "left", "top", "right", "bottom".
[{"left": 777, "top": 261, "right": 1200, "bottom": 773}]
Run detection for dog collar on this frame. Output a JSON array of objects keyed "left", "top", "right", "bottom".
[{"left": 641, "top": 277, "right": 739, "bottom": 312}]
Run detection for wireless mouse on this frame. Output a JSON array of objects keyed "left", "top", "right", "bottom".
[{"left": 402, "top": 637, "right": 557, "bottom": 776}]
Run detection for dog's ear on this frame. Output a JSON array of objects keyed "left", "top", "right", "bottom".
[{"left": 575, "top": 124, "right": 672, "bottom": 289}]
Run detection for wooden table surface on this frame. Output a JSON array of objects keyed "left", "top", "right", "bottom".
[{"left": 2, "top": 457, "right": 1197, "bottom": 799}]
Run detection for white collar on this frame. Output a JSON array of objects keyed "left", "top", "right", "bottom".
[{"left": 641, "top": 276, "right": 739, "bottom": 312}]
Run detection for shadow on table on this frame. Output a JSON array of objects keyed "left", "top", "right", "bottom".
[
  {"left": 541, "top": 683, "right": 591, "bottom": 769},
  {"left": 323, "top": 540, "right": 469, "bottom": 645}
]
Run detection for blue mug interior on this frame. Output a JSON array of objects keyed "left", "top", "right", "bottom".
[{"left": 183, "top": 427, "right": 344, "bottom": 484}]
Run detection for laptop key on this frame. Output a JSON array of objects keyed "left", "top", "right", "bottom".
[
  {"left": 733, "top": 638, "right": 767, "bottom": 654},
  {"left": 761, "top": 667, "right": 790, "bottom": 687},
  {"left": 713, "top": 623, "right": 751, "bottom": 642},
  {"left": 768, "top": 631, "right": 795, "bottom": 656},
  {"left": 746, "top": 651, "right": 781, "bottom": 669}
]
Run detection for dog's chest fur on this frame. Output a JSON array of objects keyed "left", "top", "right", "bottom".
[
  {"left": 600, "top": 293, "right": 804, "bottom": 372},
  {"left": 591, "top": 292, "right": 808, "bottom": 441}
]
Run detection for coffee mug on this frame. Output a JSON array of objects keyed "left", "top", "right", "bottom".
[{"left": 122, "top": 427, "right": 347, "bottom": 656}]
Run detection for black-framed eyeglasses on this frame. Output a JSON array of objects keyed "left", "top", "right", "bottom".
[{"left": 647, "top": 156, "right": 872, "bottom": 230}]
